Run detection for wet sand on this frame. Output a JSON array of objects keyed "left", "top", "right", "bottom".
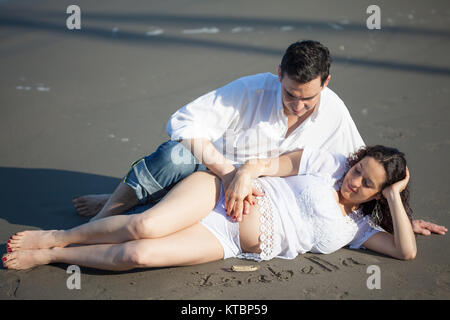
[{"left": 0, "top": 0, "right": 449, "bottom": 300}]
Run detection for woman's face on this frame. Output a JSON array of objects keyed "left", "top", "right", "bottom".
[{"left": 340, "top": 156, "right": 387, "bottom": 204}]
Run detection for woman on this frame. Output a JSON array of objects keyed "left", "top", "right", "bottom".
[{"left": 0, "top": 145, "right": 437, "bottom": 270}]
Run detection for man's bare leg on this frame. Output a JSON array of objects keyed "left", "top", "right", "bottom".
[{"left": 88, "top": 182, "right": 139, "bottom": 222}]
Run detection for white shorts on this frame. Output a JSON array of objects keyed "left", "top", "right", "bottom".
[{"left": 200, "top": 187, "right": 242, "bottom": 259}]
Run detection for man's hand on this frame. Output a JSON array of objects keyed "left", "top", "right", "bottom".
[
  {"left": 412, "top": 219, "right": 447, "bottom": 236},
  {"left": 222, "top": 169, "right": 264, "bottom": 222}
]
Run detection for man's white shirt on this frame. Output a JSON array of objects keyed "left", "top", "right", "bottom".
[{"left": 166, "top": 72, "right": 365, "bottom": 164}]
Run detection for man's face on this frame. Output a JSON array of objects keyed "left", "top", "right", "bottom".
[{"left": 278, "top": 67, "right": 329, "bottom": 118}]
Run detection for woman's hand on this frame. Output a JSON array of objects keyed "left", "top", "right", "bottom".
[
  {"left": 412, "top": 219, "right": 447, "bottom": 235},
  {"left": 380, "top": 166, "right": 447, "bottom": 236},
  {"left": 382, "top": 166, "right": 410, "bottom": 198}
]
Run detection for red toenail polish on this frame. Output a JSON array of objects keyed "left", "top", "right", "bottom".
[
  {"left": 7, "top": 249, "right": 11, "bottom": 252},
  {"left": 2, "top": 257, "right": 7, "bottom": 262}
]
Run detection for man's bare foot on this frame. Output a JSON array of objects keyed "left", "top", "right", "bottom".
[
  {"left": 72, "top": 194, "right": 110, "bottom": 217},
  {"left": 2, "top": 250, "right": 52, "bottom": 270},
  {"left": 7, "top": 230, "right": 66, "bottom": 252}
]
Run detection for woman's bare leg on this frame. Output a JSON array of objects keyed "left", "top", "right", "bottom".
[
  {"left": 8, "top": 171, "right": 221, "bottom": 252},
  {"left": 134, "top": 171, "right": 221, "bottom": 238},
  {"left": 8, "top": 215, "right": 143, "bottom": 252},
  {"left": 3, "top": 223, "right": 224, "bottom": 271}
]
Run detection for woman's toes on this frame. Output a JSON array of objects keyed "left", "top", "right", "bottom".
[
  {"left": 5, "top": 259, "right": 20, "bottom": 270},
  {"left": 5, "top": 250, "right": 50, "bottom": 270},
  {"left": 10, "top": 233, "right": 23, "bottom": 241},
  {"left": 10, "top": 232, "right": 24, "bottom": 241},
  {"left": 8, "top": 237, "right": 20, "bottom": 250},
  {"left": 2, "top": 254, "right": 14, "bottom": 266},
  {"left": 8, "top": 239, "right": 19, "bottom": 246},
  {"left": 3, "top": 253, "right": 14, "bottom": 268},
  {"left": 8, "top": 242, "right": 19, "bottom": 252},
  {"left": 4, "top": 259, "right": 15, "bottom": 268}
]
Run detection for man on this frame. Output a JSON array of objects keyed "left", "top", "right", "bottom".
[{"left": 73, "top": 40, "right": 446, "bottom": 236}]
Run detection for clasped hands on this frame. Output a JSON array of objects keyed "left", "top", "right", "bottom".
[{"left": 221, "top": 165, "right": 264, "bottom": 222}]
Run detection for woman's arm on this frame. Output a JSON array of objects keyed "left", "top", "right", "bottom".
[{"left": 361, "top": 169, "right": 417, "bottom": 260}]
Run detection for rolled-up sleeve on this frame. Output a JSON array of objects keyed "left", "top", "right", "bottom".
[
  {"left": 348, "top": 216, "right": 384, "bottom": 250},
  {"left": 298, "top": 146, "right": 347, "bottom": 184},
  {"left": 166, "top": 78, "right": 247, "bottom": 142}
]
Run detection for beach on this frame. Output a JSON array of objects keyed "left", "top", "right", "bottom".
[{"left": 0, "top": 0, "right": 449, "bottom": 300}]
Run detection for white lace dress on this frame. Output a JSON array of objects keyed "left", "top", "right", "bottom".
[{"left": 237, "top": 146, "right": 384, "bottom": 261}]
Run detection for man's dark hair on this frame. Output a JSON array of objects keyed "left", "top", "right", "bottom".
[{"left": 280, "top": 40, "right": 331, "bottom": 86}]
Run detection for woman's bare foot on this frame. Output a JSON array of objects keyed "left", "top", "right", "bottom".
[
  {"left": 72, "top": 194, "right": 110, "bottom": 217},
  {"left": 2, "top": 250, "right": 52, "bottom": 270},
  {"left": 7, "top": 230, "right": 66, "bottom": 252}
]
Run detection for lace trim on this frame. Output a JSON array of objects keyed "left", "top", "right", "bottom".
[
  {"left": 342, "top": 208, "right": 362, "bottom": 225},
  {"left": 237, "top": 180, "right": 275, "bottom": 261},
  {"left": 344, "top": 208, "right": 382, "bottom": 230}
]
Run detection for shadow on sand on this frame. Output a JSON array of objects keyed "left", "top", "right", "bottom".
[
  {"left": 0, "top": 166, "right": 160, "bottom": 274},
  {"left": 1, "top": 10, "right": 450, "bottom": 76}
]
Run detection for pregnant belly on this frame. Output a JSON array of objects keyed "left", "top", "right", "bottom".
[{"left": 238, "top": 203, "right": 262, "bottom": 254}]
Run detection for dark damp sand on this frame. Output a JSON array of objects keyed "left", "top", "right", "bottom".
[{"left": 0, "top": 0, "right": 449, "bottom": 299}]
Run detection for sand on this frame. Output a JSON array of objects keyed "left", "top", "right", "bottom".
[{"left": 0, "top": 0, "right": 449, "bottom": 300}]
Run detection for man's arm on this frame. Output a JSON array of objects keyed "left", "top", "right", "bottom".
[
  {"left": 180, "top": 138, "right": 235, "bottom": 180},
  {"left": 240, "top": 149, "right": 304, "bottom": 178}
]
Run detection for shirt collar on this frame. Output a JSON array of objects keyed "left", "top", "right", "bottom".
[
  {"left": 309, "top": 87, "right": 326, "bottom": 122},
  {"left": 310, "top": 99, "right": 320, "bottom": 122},
  {"left": 276, "top": 81, "right": 284, "bottom": 113}
]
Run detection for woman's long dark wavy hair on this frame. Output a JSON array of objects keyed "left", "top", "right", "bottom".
[{"left": 345, "top": 145, "right": 413, "bottom": 234}]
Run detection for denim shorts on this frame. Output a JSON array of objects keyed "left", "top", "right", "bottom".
[{"left": 123, "top": 140, "right": 207, "bottom": 204}]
